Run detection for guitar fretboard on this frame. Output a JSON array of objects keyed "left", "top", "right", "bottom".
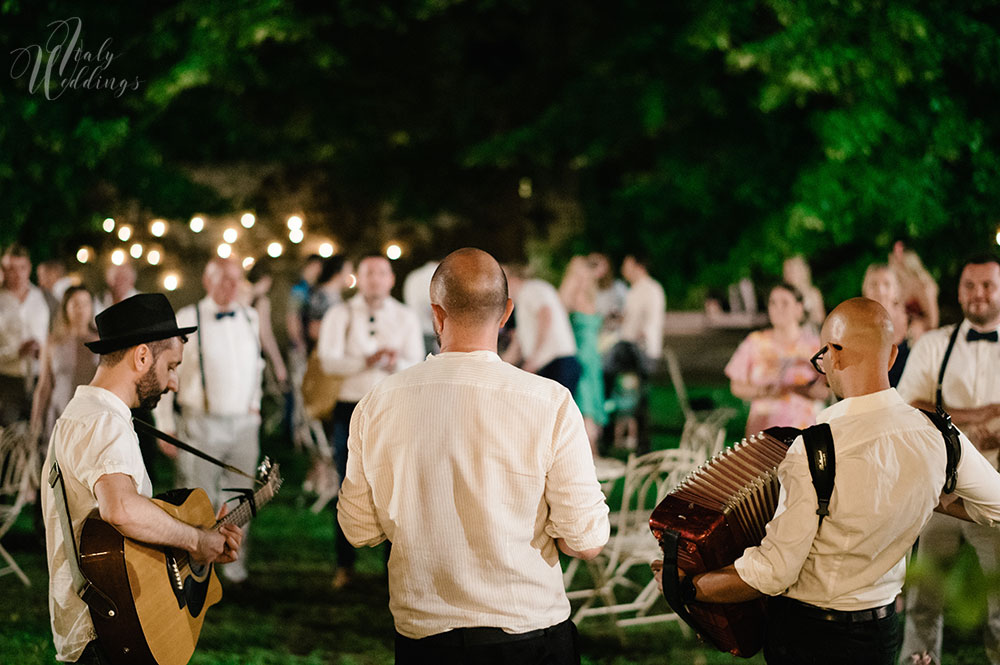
[{"left": 215, "top": 472, "right": 280, "bottom": 528}]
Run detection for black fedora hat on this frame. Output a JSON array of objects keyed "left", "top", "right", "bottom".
[{"left": 85, "top": 293, "right": 198, "bottom": 355}]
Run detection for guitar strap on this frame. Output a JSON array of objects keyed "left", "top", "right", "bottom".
[
  {"left": 133, "top": 418, "right": 260, "bottom": 485},
  {"left": 47, "top": 457, "right": 119, "bottom": 619}
]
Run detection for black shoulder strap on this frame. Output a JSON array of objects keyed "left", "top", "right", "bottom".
[
  {"left": 919, "top": 408, "right": 962, "bottom": 494},
  {"left": 802, "top": 423, "right": 836, "bottom": 526},
  {"left": 936, "top": 324, "right": 963, "bottom": 411}
]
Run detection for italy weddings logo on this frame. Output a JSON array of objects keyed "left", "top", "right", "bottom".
[{"left": 9, "top": 16, "right": 143, "bottom": 99}]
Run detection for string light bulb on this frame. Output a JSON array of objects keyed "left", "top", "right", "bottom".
[
  {"left": 241, "top": 213, "right": 256, "bottom": 229},
  {"left": 76, "top": 247, "right": 92, "bottom": 264},
  {"left": 217, "top": 244, "right": 233, "bottom": 259},
  {"left": 289, "top": 228, "right": 304, "bottom": 244},
  {"left": 130, "top": 243, "right": 143, "bottom": 259},
  {"left": 111, "top": 249, "right": 126, "bottom": 266},
  {"left": 147, "top": 250, "right": 161, "bottom": 265},
  {"left": 117, "top": 225, "right": 132, "bottom": 242},
  {"left": 163, "top": 273, "right": 180, "bottom": 291},
  {"left": 287, "top": 215, "right": 303, "bottom": 231},
  {"left": 103, "top": 218, "right": 115, "bottom": 233},
  {"left": 386, "top": 244, "right": 402, "bottom": 260},
  {"left": 223, "top": 227, "right": 238, "bottom": 244},
  {"left": 150, "top": 219, "right": 167, "bottom": 237},
  {"left": 318, "top": 242, "right": 334, "bottom": 258},
  {"left": 267, "top": 242, "right": 283, "bottom": 258},
  {"left": 190, "top": 216, "right": 205, "bottom": 233}
]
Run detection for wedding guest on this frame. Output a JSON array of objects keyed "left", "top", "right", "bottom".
[
  {"left": 94, "top": 262, "right": 139, "bottom": 316},
  {"left": 30, "top": 285, "right": 99, "bottom": 445},
  {"left": 890, "top": 240, "right": 939, "bottom": 341},
  {"left": 726, "top": 283, "right": 828, "bottom": 437},
  {"left": 287, "top": 254, "right": 323, "bottom": 356},
  {"left": 560, "top": 256, "right": 606, "bottom": 454},
  {"left": 783, "top": 255, "right": 825, "bottom": 329},
  {"left": 1, "top": 243, "right": 49, "bottom": 420},
  {"left": 37, "top": 258, "right": 73, "bottom": 328},
  {"left": 306, "top": 254, "right": 354, "bottom": 352}
]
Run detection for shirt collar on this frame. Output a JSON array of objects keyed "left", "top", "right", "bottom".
[
  {"left": 200, "top": 296, "right": 237, "bottom": 316},
  {"left": 817, "top": 387, "right": 903, "bottom": 423},
  {"left": 75, "top": 385, "right": 134, "bottom": 421},
  {"left": 429, "top": 350, "right": 501, "bottom": 362}
]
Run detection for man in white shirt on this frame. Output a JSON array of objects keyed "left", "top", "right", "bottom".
[
  {"left": 154, "top": 257, "right": 264, "bottom": 584},
  {"left": 317, "top": 254, "right": 424, "bottom": 588},
  {"left": 338, "top": 248, "right": 609, "bottom": 665},
  {"left": 604, "top": 254, "right": 666, "bottom": 451},
  {"left": 41, "top": 293, "right": 241, "bottom": 664},
  {"left": 503, "top": 265, "right": 581, "bottom": 393},
  {"left": 0, "top": 243, "right": 49, "bottom": 424},
  {"left": 657, "top": 298, "right": 1000, "bottom": 665},
  {"left": 620, "top": 254, "right": 666, "bottom": 362},
  {"left": 898, "top": 256, "right": 1000, "bottom": 665}
]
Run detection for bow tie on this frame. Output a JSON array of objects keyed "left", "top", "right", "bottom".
[
  {"left": 215, "top": 310, "right": 236, "bottom": 320},
  {"left": 966, "top": 329, "right": 998, "bottom": 343}
]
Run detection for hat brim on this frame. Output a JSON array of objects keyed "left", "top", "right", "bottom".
[{"left": 84, "top": 325, "right": 198, "bottom": 355}]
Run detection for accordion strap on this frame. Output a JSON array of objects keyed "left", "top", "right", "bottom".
[
  {"left": 802, "top": 424, "right": 836, "bottom": 526},
  {"left": 659, "top": 529, "right": 701, "bottom": 635},
  {"left": 918, "top": 408, "right": 962, "bottom": 494}
]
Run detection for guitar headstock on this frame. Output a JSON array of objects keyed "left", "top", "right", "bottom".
[{"left": 257, "top": 457, "right": 283, "bottom": 495}]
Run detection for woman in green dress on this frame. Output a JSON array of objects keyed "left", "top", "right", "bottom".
[{"left": 560, "top": 256, "right": 607, "bottom": 454}]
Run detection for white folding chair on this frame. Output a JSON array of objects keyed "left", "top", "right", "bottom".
[
  {"left": 571, "top": 448, "right": 703, "bottom": 626},
  {"left": 0, "top": 422, "right": 36, "bottom": 586},
  {"left": 662, "top": 345, "right": 736, "bottom": 432}
]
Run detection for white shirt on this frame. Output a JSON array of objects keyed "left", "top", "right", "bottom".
[
  {"left": 316, "top": 294, "right": 424, "bottom": 403},
  {"left": 155, "top": 297, "right": 264, "bottom": 431},
  {"left": 898, "top": 319, "right": 1000, "bottom": 464},
  {"left": 41, "top": 386, "right": 152, "bottom": 662},
  {"left": 621, "top": 275, "right": 666, "bottom": 359},
  {"left": 0, "top": 290, "right": 25, "bottom": 377},
  {"left": 735, "top": 388, "right": 1000, "bottom": 611},
  {"left": 514, "top": 279, "right": 577, "bottom": 369},
  {"left": 338, "top": 351, "right": 610, "bottom": 638},
  {"left": 402, "top": 261, "right": 438, "bottom": 337}
]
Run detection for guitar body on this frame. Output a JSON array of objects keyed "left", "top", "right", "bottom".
[{"left": 79, "top": 488, "right": 223, "bottom": 665}]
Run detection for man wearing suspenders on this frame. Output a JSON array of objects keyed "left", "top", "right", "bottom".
[
  {"left": 155, "top": 257, "right": 265, "bottom": 585},
  {"left": 898, "top": 255, "right": 1000, "bottom": 665}
]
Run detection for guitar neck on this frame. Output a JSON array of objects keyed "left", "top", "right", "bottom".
[{"left": 215, "top": 482, "right": 277, "bottom": 529}]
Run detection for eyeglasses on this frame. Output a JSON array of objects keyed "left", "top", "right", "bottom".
[{"left": 810, "top": 343, "right": 842, "bottom": 375}]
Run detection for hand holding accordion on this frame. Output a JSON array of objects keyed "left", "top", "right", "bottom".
[{"left": 649, "top": 427, "right": 802, "bottom": 658}]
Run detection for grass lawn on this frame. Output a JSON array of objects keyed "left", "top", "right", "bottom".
[{"left": 1, "top": 383, "right": 995, "bottom": 664}]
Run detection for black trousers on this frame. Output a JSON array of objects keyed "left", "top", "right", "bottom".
[
  {"left": 764, "top": 596, "right": 901, "bottom": 665},
  {"left": 395, "top": 618, "right": 579, "bottom": 665}
]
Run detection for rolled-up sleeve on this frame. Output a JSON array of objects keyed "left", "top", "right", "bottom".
[
  {"left": 954, "top": 432, "right": 1000, "bottom": 527},
  {"left": 337, "top": 395, "right": 386, "bottom": 547},
  {"left": 734, "top": 438, "right": 818, "bottom": 596},
  {"left": 542, "top": 393, "right": 610, "bottom": 552}
]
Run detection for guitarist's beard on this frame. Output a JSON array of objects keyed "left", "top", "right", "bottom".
[{"left": 136, "top": 367, "right": 167, "bottom": 410}]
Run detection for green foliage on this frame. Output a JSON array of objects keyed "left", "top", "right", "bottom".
[{"left": 3, "top": 1, "right": 1000, "bottom": 302}]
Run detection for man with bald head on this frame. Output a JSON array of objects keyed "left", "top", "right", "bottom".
[
  {"left": 658, "top": 298, "right": 1000, "bottom": 664},
  {"left": 338, "top": 248, "right": 609, "bottom": 665}
]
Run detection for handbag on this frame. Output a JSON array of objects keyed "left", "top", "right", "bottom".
[{"left": 301, "top": 350, "right": 343, "bottom": 420}]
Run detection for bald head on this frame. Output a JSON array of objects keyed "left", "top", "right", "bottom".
[
  {"left": 430, "top": 248, "right": 508, "bottom": 325},
  {"left": 820, "top": 297, "right": 897, "bottom": 398}
]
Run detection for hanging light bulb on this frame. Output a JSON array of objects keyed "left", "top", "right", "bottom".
[
  {"left": 150, "top": 219, "right": 167, "bottom": 237},
  {"left": 223, "top": 227, "right": 238, "bottom": 244},
  {"left": 103, "top": 217, "right": 115, "bottom": 233},
  {"left": 287, "top": 215, "right": 303, "bottom": 230},
  {"left": 117, "top": 225, "right": 132, "bottom": 242},
  {"left": 318, "top": 242, "right": 334, "bottom": 258},
  {"left": 130, "top": 243, "right": 143, "bottom": 259},
  {"left": 76, "top": 247, "right": 92, "bottom": 264},
  {"left": 289, "top": 228, "right": 304, "bottom": 244},
  {"left": 267, "top": 242, "right": 283, "bottom": 258},
  {"left": 217, "top": 244, "right": 233, "bottom": 259},
  {"left": 385, "top": 243, "right": 402, "bottom": 260},
  {"left": 241, "top": 213, "right": 256, "bottom": 229},
  {"left": 111, "top": 249, "right": 126, "bottom": 266},
  {"left": 190, "top": 216, "right": 205, "bottom": 233},
  {"left": 163, "top": 273, "right": 180, "bottom": 291}
]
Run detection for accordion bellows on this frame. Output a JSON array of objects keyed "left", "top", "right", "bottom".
[{"left": 649, "top": 427, "right": 800, "bottom": 658}]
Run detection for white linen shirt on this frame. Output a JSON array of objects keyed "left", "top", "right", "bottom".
[
  {"left": 41, "top": 386, "right": 152, "bottom": 662},
  {"left": 734, "top": 388, "right": 1000, "bottom": 611},
  {"left": 621, "top": 276, "right": 666, "bottom": 360},
  {"left": 514, "top": 279, "right": 577, "bottom": 369},
  {"left": 338, "top": 351, "right": 610, "bottom": 638},
  {"left": 0, "top": 290, "right": 25, "bottom": 377},
  {"left": 898, "top": 319, "right": 1000, "bottom": 465},
  {"left": 316, "top": 294, "right": 424, "bottom": 403},
  {"left": 154, "top": 297, "right": 264, "bottom": 431}
]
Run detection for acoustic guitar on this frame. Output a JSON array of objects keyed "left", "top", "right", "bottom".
[{"left": 78, "top": 459, "right": 282, "bottom": 665}]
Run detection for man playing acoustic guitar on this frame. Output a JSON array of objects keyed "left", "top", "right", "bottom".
[{"left": 41, "top": 293, "right": 243, "bottom": 664}]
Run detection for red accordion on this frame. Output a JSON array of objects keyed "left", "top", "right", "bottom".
[{"left": 649, "top": 427, "right": 801, "bottom": 658}]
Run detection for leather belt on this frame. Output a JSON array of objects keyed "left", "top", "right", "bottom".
[
  {"left": 778, "top": 597, "right": 895, "bottom": 624},
  {"left": 415, "top": 618, "right": 571, "bottom": 647}
]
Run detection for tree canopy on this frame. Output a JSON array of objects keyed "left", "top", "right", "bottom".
[{"left": 3, "top": 1, "right": 1000, "bottom": 307}]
